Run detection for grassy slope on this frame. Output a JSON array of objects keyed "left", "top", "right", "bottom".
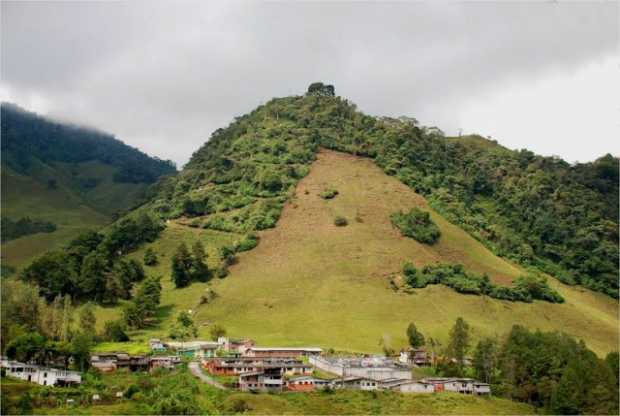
[
  {"left": 97, "top": 149, "right": 618, "bottom": 356},
  {"left": 1, "top": 166, "right": 109, "bottom": 268},
  {"left": 1, "top": 160, "right": 148, "bottom": 269}
]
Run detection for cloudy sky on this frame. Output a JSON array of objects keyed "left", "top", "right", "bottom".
[{"left": 1, "top": 1, "right": 618, "bottom": 167}]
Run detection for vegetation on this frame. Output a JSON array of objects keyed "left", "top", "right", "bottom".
[
  {"left": 406, "top": 323, "right": 425, "bottom": 348},
  {"left": 1, "top": 103, "right": 175, "bottom": 185},
  {"left": 169, "top": 311, "right": 198, "bottom": 342},
  {"left": 20, "top": 214, "right": 162, "bottom": 303},
  {"left": 122, "top": 276, "right": 162, "bottom": 329},
  {"left": 334, "top": 216, "right": 348, "bottom": 227},
  {"left": 140, "top": 87, "right": 617, "bottom": 296},
  {"left": 391, "top": 208, "right": 441, "bottom": 244},
  {"left": 402, "top": 263, "right": 564, "bottom": 303},
  {"left": 1, "top": 216, "right": 57, "bottom": 243},
  {"left": 319, "top": 187, "right": 339, "bottom": 199},
  {"left": 408, "top": 317, "right": 619, "bottom": 414},
  {"left": 171, "top": 241, "right": 211, "bottom": 288},
  {"left": 143, "top": 247, "right": 158, "bottom": 266}
]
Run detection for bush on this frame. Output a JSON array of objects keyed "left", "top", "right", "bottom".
[
  {"left": 391, "top": 208, "right": 441, "bottom": 244},
  {"left": 319, "top": 187, "right": 339, "bottom": 199},
  {"left": 235, "top": 233, "right": 259, "bottom": 252},
  {"left": 334, "top": 216, "right": 348, "bottom": 226}
]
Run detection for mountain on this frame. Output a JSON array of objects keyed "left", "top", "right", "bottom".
[
  {"left": 81, "top": 83, "right": 618, "bottom": 356},
  {"left": 0, "top": 103, "right": 176, "bottom": 269}
]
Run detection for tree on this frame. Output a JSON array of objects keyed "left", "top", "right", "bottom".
[
  {"left": 60, "top": 295, "right": 74, "bottom": 343},
  {"left": 171, "top": 243, "right": 193, "bottom": 288},
  {"left": 406, "top": 323, "right": 425, "bottom": 348},
  {"left": 191, "top": 241, "right": 210, "bottom": 282},
  {"left": 103, "top": 320, "right": 130, "bottom": 342},
  {"left": 123, "top": 276, "right": 161, "bottom": 329},
  {"left": 71, "top": 332, "right": 92, "bottom": 372},
  {"left": 473, "top": 337, "right": 498, "bottom": 383},
  {"left": 605, "top": 351, "right": 619, "bottom": 385},
  {"left": 209, "top": 324, "right": 226, "bottom": 341},
  {"left": 550, "top": 364, "right": 581, "bottom": 415},
  {"left": 144, "top": 247, "right": 158, "bottom": 266},
  {"left": 170, "top": 311, "right": 197, "bottom": 343},
  {"left": 79, "top": 250, "right": 110, "bottom": 302},
  {"left": 79, "top": 302, "right": 97, "bottom": 337},
  {"left": 5, "top": 332, "right": 46, "bottom": 364},
  {"left": 446, "top": 317, "right": 470, "bottom": 375},
  {"left": 306, "top": 82, "right": 335, "bottom": 97},
  {"left": 20, "top": 250, "right": 77, "bottom": 301}
]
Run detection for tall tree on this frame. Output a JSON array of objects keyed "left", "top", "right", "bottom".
[
  {"left": 406, "top": 323, "right": 425, "bottom": 348},
  {"left": 79, "top": 302, "right": 97, "bottom": 336},
  {"left": 446, "top": 317, "right": 470, "bottom": 374},
  {"left": 191, "top": 241, "right": 210, "bottom": 282},
  {"left": 473, "top": 337, "right": 498, "bottom": 383},
  {"left": 60, "top": 296, "right": 74, "bottom": 342},
  {"left": 171, "top": 243, "right": 192, "bottom": 288}
]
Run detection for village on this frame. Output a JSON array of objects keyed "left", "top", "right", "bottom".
[{"left": 2, "top": 336, "right": 491, "bottom": 397}]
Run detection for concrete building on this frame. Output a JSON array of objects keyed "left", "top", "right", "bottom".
[
  {"left": 286, "top": 375, "right": 332, "bottom": 392},
  {"left": 166, "top": 341, "right": 219, "bottom": 358},
  {"left": 421, "top": 378, "right": 490, "bottom": 395},
  {"left": 243, "top": 347, "right": 322, "bottom": 358},
  {"left": 380, "top": 378, "right": 435, "bottom": 393},
  {"left": 90, "top": 353, "right": 150, "bottom": 372},
  {"left": 149, "top": 339, "right": 166, "bottom": 352},
  {"left": 332, "top": 376, "right": 379, "bottom": 391},
  {"left": 203, "top": 357, "right": 312, "bottom": 376},
  {"left": 1, "top": 360, "right": 81, "bottom": 386},
  {"left": 399, "top": 348, "right": 430, "bottom": 366},
  {"left": 310, "top": 355, "right": 412, "bottom": 381},
  {"left": 217, "top": 337, "right": 255, "bottom": 355},
  {"left": 149, "top": 356, "right": 182, "bottom": 371}
]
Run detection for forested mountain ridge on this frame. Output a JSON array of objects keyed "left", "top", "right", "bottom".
[
  {"left": 1, "top": 103, "right": 176, "bottom": 186},
  {"left": 143, "top": 83, "right": 618, "bottom": 297},
  {"left": 0, "top": 103, "right": 177, "bottom": 268}
]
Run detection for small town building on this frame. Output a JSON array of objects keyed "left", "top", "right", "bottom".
[
  {"left": 149, "top": 356, "right": 182, "bottom": 371},
  {"left": 166, "top": 341, "right": 219, "bottom": 358},
  {"left": 332, "top": 376, "right": 379, "bottom": 391},
  {"left": 381, "top": 379, "right": 435, "bottom": 393},
  {"left": 217, "top": 337, "right": 255, "bottom": 355},
  {"left": 238, "top": 368, "right": 285, "bottom": 392},
  {"left": 1, "top": 360, "right": 81, "bottom": 386},
  {"left": 203, "top": 357, "right": 312, "bottom": 376},
  {"left": 243, "top": 347, "right": 322, "bottom": 358},
  {"left": 310, "top": 355, "right": 412, "bottom": 381},
  {"left": 286, "top": 375, "right": 332, "bottom": 392},
  {"left": 90, "top": 353, "right": 150, "bottom": 372},
  {"left": 149, "top": 339, "right": 166, "bottom": 352},
  {"left": 420, "top": 378, "right": 490, "bottom": 395},
  {"left": 399, "top": 348, "right": 430, "bottom": 366}
]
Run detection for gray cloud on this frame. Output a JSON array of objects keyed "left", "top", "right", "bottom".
[{"left": 1, "top": 1, "right": 617, "bottom": 166}]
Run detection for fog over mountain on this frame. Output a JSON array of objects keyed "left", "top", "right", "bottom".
[{"left": 1, "top": 1, "right": 617, "bottom": 166}]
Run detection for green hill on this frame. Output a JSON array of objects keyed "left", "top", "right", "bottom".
[
  {"left": 110, "top": 149, "right": 617, "bottom": 356},
  {"left": 0, "top": 103, "right": 176, "bottom": 268}
]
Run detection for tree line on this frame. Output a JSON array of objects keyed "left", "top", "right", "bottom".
[{"left": 405, "top": 319, "right": 619, "bottom": 415}]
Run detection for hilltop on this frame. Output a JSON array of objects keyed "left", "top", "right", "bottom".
[
  {"left": 0, "top": 103, "right": 176, "bottom": 269},
  {"left": 75, "top": 84, "right": 619, "bottom": 354}
]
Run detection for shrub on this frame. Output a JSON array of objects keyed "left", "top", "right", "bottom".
[
  {"left": 103, "top": 320, "right": 130, "bottom": 342},
  {"left": 235, "top": 233, "right": 259, "bottom": 252},
  {"left": 319, "top": 187, "right": 339, "bottom": 199},
  {"left": 334, "top": 216, "right": 348, "bottom": 227},
  {"left": 391, "top": 208, "right": 441, "bottom": 244},
  {"left": 403, "top": 263, "right": 563, "bottom": 303}
]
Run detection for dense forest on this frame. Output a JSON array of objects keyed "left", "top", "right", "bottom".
[
  {"left": 1, "top": 103, "right": 176, "bottom": 184},
  {"left": 143, "top": 83, "right": 619, "bottom": 297}
]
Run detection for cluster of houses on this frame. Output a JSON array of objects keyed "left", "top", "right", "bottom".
[
  {"left": 2, "top": 337, "right": 490, "bottom": 397},
  {"left": 198, "top": 343, "right": 490, "bottom": 396}
]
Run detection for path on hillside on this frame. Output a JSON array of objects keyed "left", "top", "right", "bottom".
[{"left": 188, "top": 362, "right": 227, "bottom": 390}]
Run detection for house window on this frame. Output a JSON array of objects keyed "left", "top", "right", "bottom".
[{"left": 44, "top": 372, "right": 47, "bottom": 377}]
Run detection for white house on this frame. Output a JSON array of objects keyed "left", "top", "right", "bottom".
[{"left": 2, "top": 360, "right": 81, "bottom": 386}]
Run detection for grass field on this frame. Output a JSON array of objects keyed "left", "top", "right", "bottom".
[
  {"left": 1, "top": 160, "right": 149, "bottom": 269},
  {"left": 94, "top": 149, "right": 618, "bottom": 356}
]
